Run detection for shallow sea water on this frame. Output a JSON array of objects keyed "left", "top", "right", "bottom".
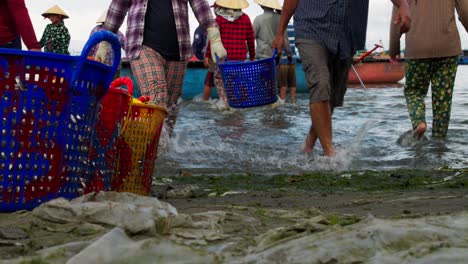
[{"left": 154, "top": 66, "right": 468, "bottom": 176}]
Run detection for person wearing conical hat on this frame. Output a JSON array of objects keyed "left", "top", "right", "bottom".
[
  {"left": 40, "top": 5, "right": 70, "bottom": 54},
  {"left": 89, "top": 8, "right": 126, "bottom": 67},
  {"left": 95, "top": 0, "right": 227, "bottom": 138},
  {"left": 205, "top": 0, "right": 255, "bottom": 108},
  {"left": 253, "top": 0, "right": 286, "bottom": 59},
  {"left": 252, "top": 0, "right": 295, "bottom": 103}
]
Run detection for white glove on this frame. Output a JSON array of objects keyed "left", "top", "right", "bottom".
[
  {"left": 207, "top": 27, "right": 227, "bottom": 62},
  {"left": 95, "top": 41, "right": 110, "bottom": 63}
]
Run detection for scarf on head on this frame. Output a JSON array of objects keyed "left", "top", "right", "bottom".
[{"left": 214, "top": 6, "right": 243, "bottom": 22}]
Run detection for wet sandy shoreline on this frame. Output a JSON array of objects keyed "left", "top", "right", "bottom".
[{"left": 158, "top": 168, "right": 468, "bottom": 218}]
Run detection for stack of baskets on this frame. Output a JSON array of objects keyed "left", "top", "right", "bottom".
[
  {"left": 0, "top": 31, "right": 121, "bottom": 211},
  {"left": 217, "top": 50, "right": 279, "bottom": 108},
  {"left": 90, "top": 77, "right": 167, "bottom": 196}
]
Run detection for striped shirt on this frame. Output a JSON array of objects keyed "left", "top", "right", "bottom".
[
  {"left": 294, "top": 0, "right": 369, "bottom": 58},
  {"left": 206, "top": 14, "right": 255, "bottom": 61},
  {"left": 104, "top": 0, "right": 216, "bottom": 60}
]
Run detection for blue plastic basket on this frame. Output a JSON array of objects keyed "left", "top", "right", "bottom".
[
  {"left": 217, "top": 50, "right": 278, "bottom": 108},
  {"left": 0, "top": 31, "right": 121, "bottom": 212}
]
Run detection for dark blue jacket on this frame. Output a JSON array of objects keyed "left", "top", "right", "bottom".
[{"left": 192, "top": 26, "right": 207, "bottom": 60}]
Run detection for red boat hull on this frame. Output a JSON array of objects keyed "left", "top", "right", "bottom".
[{"left": 348, "top": 60, "right": 405, "bottom": 84}]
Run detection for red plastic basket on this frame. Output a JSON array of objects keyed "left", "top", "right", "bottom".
[
  {"left": 90, "top": 77, "right": 167, "bottom": 195},
  {"left": 87, "top": 78, "right": 132, "bottom": 193}
]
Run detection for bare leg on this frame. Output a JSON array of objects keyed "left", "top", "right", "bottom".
[
  {"left": 202, "top": 84, "right": 212, "bottom": 101},
  {"left": 302, "top": 125, "right": 318, "bottom": 153},
  {"left": 279, "top": 86, "right": 287, "bottom": 100},
  {"left": 310, "top": 101, "right": 335, "bottom": 157},
  {"left": 290, "top": 87, "right": 296, "bottom": 103},
  {"left": 303, "top": 103, "right": 336, "bottom": 154}
]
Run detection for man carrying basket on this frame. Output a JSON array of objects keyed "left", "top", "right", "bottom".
[
  {"left": 96, "top": 0, "right": 227, "bottom": 137},
  {"left": 272, "top": 0, "right": 412, "bottom": 157}
]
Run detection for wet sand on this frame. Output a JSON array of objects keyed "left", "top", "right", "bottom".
[{"left": 158, "top": 169, "right": 468, "bottom": 218}]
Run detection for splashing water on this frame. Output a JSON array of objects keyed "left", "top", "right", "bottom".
[{"left": 154, "top": 67, "right": 468, "bottom": 176}]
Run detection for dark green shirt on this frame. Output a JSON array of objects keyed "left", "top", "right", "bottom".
[{"left": 40, "top": 21, "right": 70, "bottom": 55}]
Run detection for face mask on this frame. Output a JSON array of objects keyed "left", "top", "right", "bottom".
[{"left": 214, "top": 7, "right": 243, "bottom": 22}]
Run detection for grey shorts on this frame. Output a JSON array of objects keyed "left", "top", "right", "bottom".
[{"left": 296, "top": 39, "right": 352, "bottom": 107}]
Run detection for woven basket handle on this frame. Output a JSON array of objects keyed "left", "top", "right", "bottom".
[
  {"left": 110, "top": 77, "right": 133, "bottom": 96},
  {"left": 72, "top": 30, "right": 122, "bottom": 89}
]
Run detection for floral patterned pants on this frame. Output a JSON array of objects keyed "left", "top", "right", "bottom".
[{"left": 404, "top": 56, "right": 458, "bottom": 138}]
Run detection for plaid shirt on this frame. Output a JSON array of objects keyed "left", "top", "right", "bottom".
[
  {"left": 206, "top": 14, "right": 255, "bottom": 61},
  {"left": 104, "top": 0, "right": 216, "bottom": 60},
  {"left": 294, "top": 0, "right": 369, "bottom": 58}
]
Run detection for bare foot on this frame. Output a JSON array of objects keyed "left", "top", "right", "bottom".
[
  {"left": 302, "top": 129, "right": 317, "bottom": 153},
  {"left": 323, "top": 146, "right": 336, "bottom": 157},
  {"left": 302, "top": 134, "right": 314, "bottom": 153},
  {"left": 414, "top": 122, "right": 427, "bottom": 140}
]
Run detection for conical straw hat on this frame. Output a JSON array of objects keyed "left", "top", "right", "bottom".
[
  {"left": 96, "top": 9, "right": 108, "bottom": 24},
  {"left": 215, "top": 0, "right": 249, "bottom": 9},
  {"left": 42, "top": 5, "right": 69, "bottom": 19},
  {"left": 254, "top": 0, "right": 282, "bottom": 10}
]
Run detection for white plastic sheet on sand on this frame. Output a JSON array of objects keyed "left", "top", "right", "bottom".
[
  {"left": 67, "top": 227, "right": 215, "bottom": 264},
  {"left": 241, "top": 212, "right": 468, "bottom": 264},
  {"left": 32, "top": 192, "right": 177, "bottom": 234}
]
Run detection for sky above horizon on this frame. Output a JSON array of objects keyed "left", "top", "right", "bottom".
[{"left": 25, "top": 0, "right": 468, "bottom": 55}]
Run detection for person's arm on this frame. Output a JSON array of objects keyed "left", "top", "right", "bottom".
[
  {"left": 390, "top": 0, "right": 411, "bottom": 33},
  {"left": 103, "top": 0, "right": 130, "bottom": 33},
  {"left": 245, "top": 16, "right": 256, "bottom": 60},
  {"left": 8, "top": 0, "right": 41, "bottom": 50},
  {"left": 190, "top": 0, "right": 217, "bottom": 30},
  {"left": 389, "top": 6, "right": 401, "bottom": 63},
  {"left": 272, "top": 0, "right": 298, "bottom": 54},
  {"left": 456, "top": 0, "right": 468, "bottom": 33},
  {"left": 191, "top": 0, "right": 227, "bottom": 61}
]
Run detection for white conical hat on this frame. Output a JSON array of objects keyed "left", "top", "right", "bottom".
[
  {"left": 215, "top": 0, "right": 249, "bottom": 9},
  {"left": 254, "top": 0, "right": 282, "bottom": 10},
  {"left": 96, "top": 9, "right": 108, "bottom": 24},
  {"left": 42, "top": 5, "right": 69, "bottom": 19}
]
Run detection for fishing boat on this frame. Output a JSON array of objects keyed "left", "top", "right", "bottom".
[
  {"left": 294, "top": 56, "right": 405, "bottom": 92},
  {"left": 347, "top": 56, "right": 405, "bottom": 85}
]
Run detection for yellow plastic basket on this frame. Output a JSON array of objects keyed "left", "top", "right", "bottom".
[{"left": 116, "top": 100, "right": 168, "bottom": 196}]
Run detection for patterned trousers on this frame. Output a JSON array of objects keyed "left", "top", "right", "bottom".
[
  {"left": 404, "top": 56, "right": 458, "bottom": 138},
  {"left": 130, "top": 46, "right": 187, "bottom": 135},
  {"left": 214, "top": 66, "right": 228, "bottom": 105}
]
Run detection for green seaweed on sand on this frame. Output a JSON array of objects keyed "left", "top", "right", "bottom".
[{"left": 168, "top": 169, "right": 468, "bottom": 194}]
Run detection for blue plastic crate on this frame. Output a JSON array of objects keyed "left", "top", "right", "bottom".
[
  {"left": 0, "top": 31, "right": 121, "bottom": 211},
  {"left": 217, "top": 50, "right": 278, "bottom": 108}
]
